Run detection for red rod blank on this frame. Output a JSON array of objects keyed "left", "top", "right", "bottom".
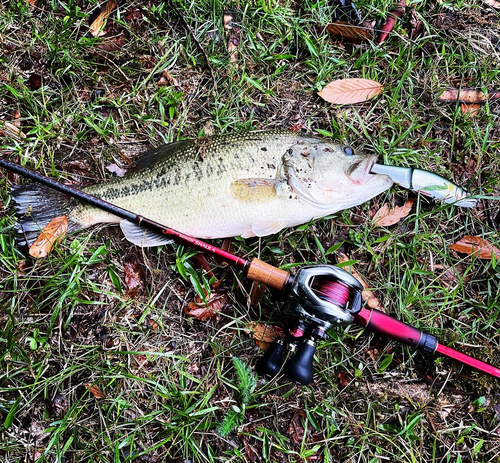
[{"left": 436, "top": 343, "right": 500, "bottom": 379}]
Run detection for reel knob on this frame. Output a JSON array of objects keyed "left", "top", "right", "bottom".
[
  {"left": 284, "top": 338, "right": 316, "bottom": 385},
  {"left": 256, "top": 340, "right": 285, "bottom": 377}
]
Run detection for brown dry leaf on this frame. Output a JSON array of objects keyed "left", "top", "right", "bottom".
[
  {"left": 105, "top": 162, "right": 128, "bottom": 177},
  {"left": 124, "top": 260, "right": 145, "bottom": 296},
  {"left": 337, "top": 370, "right": 351, "bottom": 388},
  {"left": 250, "top": 281, "right": 267, "bottom": 307},
  {"left": 85, "top": 384, "right": 105, "bottom": 399},
  {"left": 29, "top": 215, "right": 69, "bottom": 258},
  {"left": 246, "top": 322, "right": 285, "bottom": 349},
  {"left": 1, "top": 120, "right": 26, "bottom": 139},
  {"left": 460, "top": 103, "right": 481, "bottom": 118},
  {"left": 326, "top": 22, "right": 373, "bottom": 44},
  {"left": 224, "top": 11, "right": 239, "bottom": 67},
  {"left": 89, "top": 0, "right": 117, "bottom": 37},
  {"left": 184, "top": 291, "right": 228, "bottom": 321},
  {"left": 242, "top": 437, "right": 259, "bottom": 463},
  {"left": 484, "top": 0, "right": 500, "bottom": 9},
  {"left": 450, "top": 236, "right": 500, "bottom": 260},
  {"left": 373, "top": 199, "right": 415, "bottom": 227},
  {"left": 318, "top": 78, "right": 384, "bottom": 105},
  {"left": 287, "top": 412, "right": 306, "bottom": 445},
  {"left": 337, "top": 253, "right": 384, "bottom": 311},
  {"left": 97, "top": 34, "right": 126, "bottom": 52},
  {"left": 438, "top": 88, "right": 487, "bottom": 104}
]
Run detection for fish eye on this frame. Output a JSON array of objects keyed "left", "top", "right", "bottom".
[{"left": 343, "top": 146, "right": 354, "bottom": 156}]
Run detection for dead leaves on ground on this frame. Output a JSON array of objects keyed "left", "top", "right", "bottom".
[
  {"left": 438, "top": 88, "right": 500, "bottom": 118},
  {"left": 223, "top": 10, "right": 240, "bottom": 68},
  {"left": 89, "top": 0, "right": 117, "bottom": 37},
  {"left": 85, "top": 383, "right": 105, "bottom": 399},
  {"left": 246, "top": 322, "right": 285, "bottom": 349},
  {"left": 373, "top": 199, "right": 415, "bottom": 227},
  {"left": 29, "top": 215, "right": 69, "bottom": 258},
  {"left": 124, "top": 260, "right": 145, "bottom": 297},
  {"left": 438, "top": 88, "right": 491, "bottom": 103},
  {"left": 318, "top": 78, "right": 384, "bottom": 105},
  {"left": 450, "top": 236, "right": 500, "bottom": 260},
  {"left": 184, "top": 291, "right": 228, "bottom": 321},
  {"left": 326, "top": 22, "right": 373, "bottom": 44},
  {"left": 484, "top": 0, "right": 500, "bottom": 9}
]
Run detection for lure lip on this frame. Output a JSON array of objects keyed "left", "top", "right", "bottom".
[{"left": 371, "top": 163, "right": 478, "bottom": 208}]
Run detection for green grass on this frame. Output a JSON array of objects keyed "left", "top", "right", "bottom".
[{"left": 1, "top": 0, "right": 500, "bottom": 461}]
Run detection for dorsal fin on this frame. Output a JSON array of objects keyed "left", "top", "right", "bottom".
[{"left": 130, "top": 139, "right": 193, "bottom": 172}]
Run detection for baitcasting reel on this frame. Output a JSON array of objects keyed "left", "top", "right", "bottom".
[{"left": 257, "top": 265, "right": 364, "bottom": 385}]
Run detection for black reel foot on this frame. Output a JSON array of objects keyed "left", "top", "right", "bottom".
[
  {"left": 256, "top": 340, "right": 285, "bottom": 377},
  {"left": 284, "top": 337, "right": 316, "bottom": 385}
]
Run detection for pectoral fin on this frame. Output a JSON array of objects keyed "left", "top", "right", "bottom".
[
  {"left": 120, "top": 220, "right": 174, "bottom": 248},
  {"left": 230, "top": 179, "right": 281, "bottom": 202},
  {"left": 243, "top": 220, "right": 287, "bottom": 237}
]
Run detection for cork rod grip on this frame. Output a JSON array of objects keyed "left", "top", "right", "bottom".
[{"left": 246, "top": 258, "right": 291, "bottom": 292}]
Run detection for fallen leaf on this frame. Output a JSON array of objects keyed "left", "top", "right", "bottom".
[
  {"left": 450, "top": 236, "right": 500, "bottom": 260},
  {"left": 184, "top": 291, "right": 228, "bottom": 321},
  {"left": 337, "top": 370, "right": 351, "bottom": 388},
  {"left": 250, "top": 281, "right": 267, "bottom": 307},
  {"left": 438, "top": 88, "right": 487, "bottom": 103},
  {"left": 460, "top": 103, "right": 481, "bottom": 118},
  {"left": 97, "top": 34, "right": 126, "bottom": 52},
  {"left": 28, "top": 74, "right": 42, "bottom": 90},
  {"left": 0, "top": 120, "right": 26, "bottom": 139},
  {"left": 246, "top": 322, "right": 285, "bottom": 348},
  {"left": 373, "top": 199, "right": 414, "bottom": 227},
  {"left": 105, "top": 162, "right": 128, "bottom": 177},
  {"left": 124, "top": 260, "right": 145, "bottom": 296},
  {"left": 337, "top": 253, "right": 384, "bottom": 311},
  {"left": 224, "top": 10, "right": 239, "bottom": 67},
  {"left": 409, "top": 10, "right": 424, "bottom": 38},
  {"left": 484, "top": 0, "right": 500, "bottom": 9},
  {"left": 17, "top": 260, "right": 26, "bottom": 273},
  {"left": 242, "top": 436, "right": 259, "bottom": 463},
  {"left": 287, "top": 412, "right": 306, "bottom": 445},
  {"left": 148, "top": 318, "right": 159, "bottom": 330},
  {"left": 89, "top": 0, "right": 117, "bottom": 37},
  {"left": 327, "top": 22, "right": 373, "bottom": 44},
  {"left": 85, "top": 383, "right": 105, "bottom": 398},
  {"left": 29, "top": 215, "right": 69, "bottom": 258},
  {"left": 377, "top": 0, "right": 406, "bottom": 44},
  {"left": 318, "top": 78, "right": 384, "bottom": 105},
  {"left": 132, "top": 354, "right": 150, "bottom": 370},
  {"left": 438, "top": 264, "right": 471, "bottom": 287}
]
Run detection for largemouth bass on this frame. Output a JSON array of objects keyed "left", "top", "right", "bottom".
[{"left": 11, "top": 131, "right": 393, "bottom": 247}]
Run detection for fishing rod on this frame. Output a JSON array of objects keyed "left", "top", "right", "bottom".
[{"left": 1, "top": 158, "right": 498, "bottom": 385}]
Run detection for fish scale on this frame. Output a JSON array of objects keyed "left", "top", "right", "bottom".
[{"left": 11, "top": 131, "right": 393, "bottom": 246}]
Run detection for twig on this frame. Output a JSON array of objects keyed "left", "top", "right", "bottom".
[
  {"left": 93, "top": 50, "right": 131, "bottom": 82},
  {"left": 167, "top": 0, "right": 218, "bottom": 93}
]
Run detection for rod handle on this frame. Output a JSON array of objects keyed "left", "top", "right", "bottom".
[{"left": 246, "top": 258, "right": 292, "bottom": 292}]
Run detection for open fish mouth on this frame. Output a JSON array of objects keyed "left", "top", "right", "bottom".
[{"left": 346, "top": 155, "right": 378, "bottom": 184}]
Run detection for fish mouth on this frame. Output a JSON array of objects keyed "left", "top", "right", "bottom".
[{"left": 346, "top": 155, "right": 378, "bottom": 184}]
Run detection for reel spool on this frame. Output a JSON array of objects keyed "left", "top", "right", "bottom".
[{"left": 257, "top": 266, "right": 363, "bottom": 385}]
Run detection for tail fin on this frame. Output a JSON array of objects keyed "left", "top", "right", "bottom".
[{"left": 10, "top": 183, "right": 80, "bottom": 246}]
